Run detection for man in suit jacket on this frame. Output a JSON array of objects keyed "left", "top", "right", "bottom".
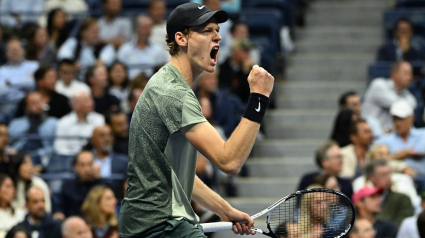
[
  {"left": 297, "top": 140, "right": 353, "bottom": 199},
  {"left": 366, "top": 159, "right": 414, "bottom": 227}
]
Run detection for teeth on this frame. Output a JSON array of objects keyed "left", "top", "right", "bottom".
[{"left": 213, "top": 46, "right": 219, "bottom": 50}]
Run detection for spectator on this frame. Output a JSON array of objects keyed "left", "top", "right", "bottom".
[
  {"left": 228, "top": 21, "right": 261, "bottom": 65},
  {"left": 89, "top": 125, "right": 128, "bottom": 179},
  {"left": 396, "top": 189, "right": 425, "bottom": 238},
  {"left": 148, "top": 0, "right": 168, "bottom": 51},
  {"left": 54, "top": 92, "right": 104, "bottom": 156},
  {"left": 120, "top": 73, "right": 148, "bottom": 115},
  {"left": 348, "top": 218, "right": 376, "bottom": 238},
  {"left": 340, "top": 119, "right": 374, "bottom": 179},
  {"left": 313, "top": 174, "right": 341, "bottom": 191},
  {"left": 330, "top": 109, "right": 357, "bottom": 147},
  {"left": 8, "top": 92, "right": 57, "bottom": 168},
  {"left": 18, "top": 187, "right": 62, "bottom": 238},
  {"left": 54, "top": 151, "right": 103, "bottom": 218},
  {"left": 55, "top": 59, "right": 91, "bottom": 98},
  {"left": 9, "top": 153, "right": 52, "bottom": 213},
  {"left": 86, "top": 65, "right": 120, "bottom": 115},
  {"left": 0, "top": 38, "right": 40, "bottom": 92},
  {"left": 0, "top": 174, "right": 26, "bottom": 236},
  {"left": 0, "top": 27, "right": 7, "bottom": 65},
  {"left": 82, "top": 185, "right": 118, "bottom": 238},
  {"left": 353, "top": 159, "right": 419, "bottom": 215},
  {"left": 0, "top": 124, "right": 16, "bottom": 176},
  {"left": 339, "top": 91, "right": 383, "bottom": 138},
  {"left": 108, "top": 62, "right": 129, "bottom": 101},
  {"left": 362, "top": 61, "right": 416, "bottom": 131},
  {"left": 4, "top": 225, "right": 30, "bottom": 238},
  {"left": 377, "top": 18, "right": 425, "bottom": 62},
  {"left": 46, "top": 9, "right": 70, "bottom": 50},
  {"left": 368, "top": 144, "right": 416, "bottom": 177},
  {"left": 353, "top": 186, "right": 398, "bottom": 238},
  {"left": 126, "top": 88, "right": 143, "bottom": 124},
  {"left": 26, "top": 26, "right": 56, "bottom": 66},
  {"left": 98, "top": 0, "right": 132, "bottom": 49},
  {"left": 16, "top": 66, "right": 72, "bottom": 119},
  {"left": 374, "top": 100, "right": 425, "bottom": 175},
  {"left": 61, "top": 216, "right": 93, "bottom": 238},
  {"left": 366, "top": 159, "right": 414, "bottom": 227},
  {"left": 44, "top": 0, "right": 88, "bottom": 19},
  {"left": 297, "top": 141, "right": 353, "bottom": 199},
  {"left": 117, "top": 15, "right": 168, "bottom": 79},
  {"left": 218, "top": 39, "right": 253, "bottom": 103},
  {"left": 195, "top": 72, "right": 244, "bottom": 138},
  {"left": 0, "top": 0, "right": 43, "bottom": 29},
  {"left": 57, "top": 18, "right": 116, "bottom": 79},
  {"left": 105, "top": 110, "right": 128, "bottom": 155}
]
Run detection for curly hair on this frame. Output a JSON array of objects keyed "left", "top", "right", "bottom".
[{"left": 166, "top": 28, "right": 192, "bottom": 56}]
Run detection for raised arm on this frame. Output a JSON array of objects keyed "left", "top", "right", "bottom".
[{"left": 182, "top": 65, "right": 274, "bottom": 175}]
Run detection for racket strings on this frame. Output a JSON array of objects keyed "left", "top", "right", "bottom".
[{"left": 268, "top": 191, "right": 353, "bottom": 238}]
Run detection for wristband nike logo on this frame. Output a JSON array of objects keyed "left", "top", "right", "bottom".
[{"left": 255, "top": 98, "right": 261, "bottom": 112}]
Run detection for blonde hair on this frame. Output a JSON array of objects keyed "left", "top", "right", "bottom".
[
  {"left": 299, "top": 185, "right": 330, "bottom": 237},
  {"left": 367, "top": 144, "right": 389, "bottom": 161},
  {"left": 82, "top": 185, "right": 117, "bottom": 227}
]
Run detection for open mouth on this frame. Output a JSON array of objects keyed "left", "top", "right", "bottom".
[{"left": 210, "top": 46, "right": 219, "bottom": 63}]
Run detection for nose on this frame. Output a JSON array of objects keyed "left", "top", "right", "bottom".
[{"left": 213, "top": 31, "right": 222, "bottom": 43}]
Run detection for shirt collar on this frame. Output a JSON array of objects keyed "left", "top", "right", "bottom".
[{"left": 165, "top": 62, "right": 191, "bottom": 90}]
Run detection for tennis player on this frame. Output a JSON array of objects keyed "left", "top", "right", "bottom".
[{"left": 118, "top": 3, "right": 274, "bottom": 238}]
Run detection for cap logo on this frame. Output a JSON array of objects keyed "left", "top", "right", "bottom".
[{"left": 198, "top": 5, "right": 205, "bottom": 9}]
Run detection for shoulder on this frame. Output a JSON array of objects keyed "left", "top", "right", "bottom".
[
  {"left": 301, "top": 171, "right": 320, "bottom": 180},
  {"left": 62, "top": 38, "right": 77, "bottom": 48},
  {"left": 118, "top": 42, "right": 133, "bottom": 53},
  {"left": 112, "top": 152, "right": 128, "bottom": 161},
  {"left": 9, "top": 117, "right": 27, "bottom": 127},
  {"left": 87, "top": 112, "right": 105, "bottom": 123},
  {"left": 389, "top": 190, "right": 411, "bottom": 200},
  {"left": 22, "top": 60, "right": 40, "bottom": 70},
  {"left": 340, "top": 144, "right": 354, "bottom": 153},
  {"left": 369, "top": 78, "right": 390, "bottom": 89},
  {"left": 32, "top": 176, "right": 49, "bottom": 189},
  {"left": 53, "top": 91, "right": 69, "bottom": 101},
  {"left": 57, "top": 113, "right": 74, "bottom": 124}
]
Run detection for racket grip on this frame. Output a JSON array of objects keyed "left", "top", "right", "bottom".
[{"left": 200, "top": 222, "right": 233, "bottom": 233}]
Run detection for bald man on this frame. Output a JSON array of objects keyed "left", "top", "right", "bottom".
[
  {"left": 54, "top": 92, "right": 105, "bottom": 156},
  {"left": 18, "top": 187, "right": 62, "bottom": 238},
  {"left": 61, "top": 216, "right": 92, "bottom": 238}
]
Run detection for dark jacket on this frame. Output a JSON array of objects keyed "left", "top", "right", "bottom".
[
  {"left": 377, "top": 189, "right": 414, "bottom": 227},
  {"left": 377, "top": 41, "right": 425, "bottom": 62},
  {"left": 297, "top": 171, "right": 353, "bottom": 200},
  {"left": 57, "top": 177, "right": 103, "bottom": 217},
  {"left": 18, "top": 214, "right": 62, "bottom": 238},
  {"left": 93, "top": 93, "right": 120, "bottom": 116},
  {"left": 15, "top": 91, "right": 71, "bottom": 119},
  {"left": 374, "top": 219, "right": 398, "bottom": 238},
  {"left": 218, "top": 58, "right": 251, "bottom": 104},
  {"left": 113, "top": 136, "right": 129, "bottom": 155}
]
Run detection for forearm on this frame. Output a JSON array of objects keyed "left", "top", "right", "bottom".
[{"left": 192, "top": 175, "right": 232, "bottom": 220}]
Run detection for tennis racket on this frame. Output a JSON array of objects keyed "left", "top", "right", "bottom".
[{"left": 200, "top": 188, "right": 355, "bottom": 238}]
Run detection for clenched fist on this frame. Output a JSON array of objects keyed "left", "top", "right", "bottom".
[{"left": 247, "top": 65, "right": 274, "bottom": 97}]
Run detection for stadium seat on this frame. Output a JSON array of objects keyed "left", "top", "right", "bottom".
[
  {"left": 239, "top": 8, "right": 283, "bottom": 53},
  {"left": 384, "top": 9, "right": 425, "bottom": 40},
  {"left": 244, "top": 0, "right": 295, "bottom": 27},
  {"left": 251, "top": 36, "right": 273, "bottom": 73},
  {"left": 396, "top": 0, "right": 425, "bottom": 8}
]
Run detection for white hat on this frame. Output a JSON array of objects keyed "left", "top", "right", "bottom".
[{"left": 390, "top": 100, "right": 414, "bottom": 118}]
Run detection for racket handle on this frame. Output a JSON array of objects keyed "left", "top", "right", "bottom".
[{"left": 200, "top": 222, "right": 233, "bottom": 233}]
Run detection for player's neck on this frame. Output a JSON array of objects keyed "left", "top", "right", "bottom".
[{"left": 170, "top": 55, "right": 202, "bottom": 88}]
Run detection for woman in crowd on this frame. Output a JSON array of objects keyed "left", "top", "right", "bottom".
[
  {"left": 82, "top": 185, "right": 118, "bottom": 238},
  {"left": 0, "top": 174, "right": 26, "bottom": 237},
  {"left": 5, "top": 226, "right": 30, "bottom": 238},
  {"left": 47, "top": 9, "right": 69, "bottom": 50},
  {"left": 330, "top": 109, "right": 357, "bottom": 147},
  {"left": 368, "top": 144, "right": 416, "bottom": 176},
  {"left": 313, "top": 174, "right": 341, "bottom": 192},
  {"left": 26, "top": 26, "right": 56, "bottom": 66},
  {"left": 299, "top": 185, "right": 328, "bottom": 238},
  {"left": 108, "top": 62, "right": 130, "bottom": 101},
  {"left": 8, "top": 153, "right": 51, "bottom": 213}
]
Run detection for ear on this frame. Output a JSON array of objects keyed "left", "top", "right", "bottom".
[{"left": 174, "top": 32, "right": 188, "bottom": 48}]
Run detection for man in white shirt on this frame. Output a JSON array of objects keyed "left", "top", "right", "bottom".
[
  {"left": 55, "top": 59, "right": 91, "bottom": 98},
  {"left": 98, "top": 0, "right": 132, "bottom": 49},
  {"left": 362, "top": 61, "right": 417, "bottom": 131},
  {"left": 57, "top": 18, "right": 116, "bottom": 80},
  {"left": 148, "top": 0, "right": 168, "bottom": 51},
  {"left": 54, "top": 92, "right": 104, "bottom": 156},
  {"left": 117, "top": 15, "right": 168, "bottom": 79}
]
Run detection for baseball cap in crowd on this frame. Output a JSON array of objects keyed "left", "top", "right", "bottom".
[
  {"left": 166, "top": 3, "right": 228, "bottom": 43},
  {"left": 352, "top": 186, "right": 384, "bottom": 204},
  {"left": 390, "top": 100, "right": 413, "bottom": 118}
]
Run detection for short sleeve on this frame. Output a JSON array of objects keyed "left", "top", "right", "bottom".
[{"left": 181, "top": 91, "right": 207, "bottom": 128}]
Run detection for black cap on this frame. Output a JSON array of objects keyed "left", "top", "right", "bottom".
[{"left": 166, "top": 3, "right": 228, "bottom": 43}]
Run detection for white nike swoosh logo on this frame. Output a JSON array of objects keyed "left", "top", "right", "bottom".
[
  {"left": 255, "top": 98, "right": 261, "bottom": 112},
  {"left": 198, "top": 6, "right": 205, "bottom": 9}
]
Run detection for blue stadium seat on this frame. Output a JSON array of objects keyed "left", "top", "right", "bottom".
[
  {"left": 251, "top": 36, "right": 273, "bottom": 73},
  {"left": 244, "top": 0, "right": 294, "bottom": 27},
  {"left": 239, "top": 8, "right": 283, "bottom": 53},
  {"left": 46, "top": 153, "right": 75, "bottom": 173},
  {"left": 396, "top": 0, "right": 425, "bottom": 8},
  {"left": 384, "top": 9, "right": 425, "bottom": 40}
]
